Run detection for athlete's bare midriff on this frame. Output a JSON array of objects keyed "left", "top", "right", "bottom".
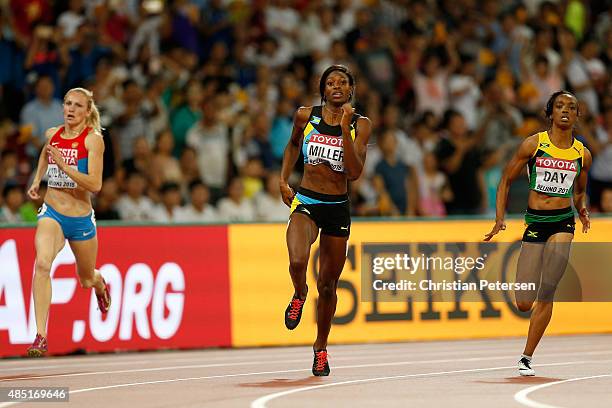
[
  {"left": 301, "top": 164, "right": 348, "bottom": 195},
  {"left": 44, "top": 187, "right": 92, "bottom": 216},
  {"left": 527, "top": 190, "right": 571, "bottom": 210}
]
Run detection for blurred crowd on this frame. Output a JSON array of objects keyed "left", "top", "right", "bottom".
[{"left": 1, "top": 0, "right": 611, "bottom": 224}]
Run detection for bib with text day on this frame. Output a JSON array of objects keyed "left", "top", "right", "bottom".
[{"left": 533, "top": 157, "right": 578, "bottom": 195}]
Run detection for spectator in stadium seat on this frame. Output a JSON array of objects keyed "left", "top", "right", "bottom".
[
  {"left": 93, "top": 178, "right": 120, "bottom": 221},
  {"left": 0, "top": 183, "right": 24, "bottom": 223},
  {"left": 112, "top": 80, "right": 149, "bottom": 162},
  {"left": 217, "top": 177, "right": 255, "bottom": 222},
  {"left": 65, "top": 24, "right": 110, "bottom": 89},
  {"left": 475, "top": 80, "right": 522, "bottom": 152},
  {"left": 151, "top": 130, "right": 183, "bottom": 190},
  {"left": 600, "top": 188, "right": 612, "bottom": 213},
  {"left": 419, "top": 152, "right": 451, "bottom": 217},
  {"left": 186, "top": 97, "right": 230, "bottom": 200},
  {"left": 374, "top": 129, "right": 419, "bottom": 216},
  {"left": 449, "top": 55, "right": 481, "bottom": 131},
  {"left": 116, "top": 171, "right": 155, "bottom": 221},
  {"left": 254, "top": 171, "right": 290, "bottom": 222},
  {"left": 587, "top": 105, "right": 612, "bottom": 209},
  {"left": 560, "top": 27, "right": 599, "bottom": 115},
  {"left": 150, "top": 182, "right": 183, "bottom": 223},
  {"left": 170, "top": 79, "right": 203, "bottom": 157},
  {"left": 176, "top": 179, "right": 218, "bottom": 223},
  {"left": 179, "top": 146, "right": 202, "bottom": 188},
  {"left": 435, "top": 110, "right": 485, "bottom": 215},
  {"left": 413, "top": 41, "right": 459, "bottom": 119},
  {"left": 20, "top": 75, "right": 63, "bottom": 157}
]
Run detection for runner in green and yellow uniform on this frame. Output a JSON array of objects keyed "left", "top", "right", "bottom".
[{"left": 485, "top": 91, "right": 592, "bottom": 376}]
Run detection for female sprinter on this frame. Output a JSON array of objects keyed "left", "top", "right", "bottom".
[
  {"left": 485, "top": 91, "right": 591, "bottom": 376},
  {"left": 280, "top": 65, "right": 372, "bottom": 376},
  {"left": 26, "top": 88, "right": 111, "bottom": 357}
]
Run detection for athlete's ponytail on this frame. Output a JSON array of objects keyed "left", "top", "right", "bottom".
[{"left": 65, "top": 88, "right": 102, "bottom": 134}]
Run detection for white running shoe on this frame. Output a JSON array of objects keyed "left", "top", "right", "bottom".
[{"left": 518, "top": 357, "right": 535, "bottom": 376}]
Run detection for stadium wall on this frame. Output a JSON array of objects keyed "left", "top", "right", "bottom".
[{"left": 1, "top": 219, "right": 611, "bottom": 357}]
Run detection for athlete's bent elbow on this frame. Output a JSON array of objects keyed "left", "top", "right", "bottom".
[
  {"left": 90, "top": 182, "right": 102, "bottom": 194},
  {"left": 346, "top": 171, "right": 361, "bottom": 181}
]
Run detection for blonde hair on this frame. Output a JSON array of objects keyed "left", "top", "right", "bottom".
[{"left": 64, "top": 87, "right": 102, "bottom": 134}]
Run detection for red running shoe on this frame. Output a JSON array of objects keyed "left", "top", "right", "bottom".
[
  {"left": 96, "top": 278, "right": 111, "bottom": 314},
  {"left": 284, "top": 296, "right": 305, "bottom": 330},
  {"left": 312, "top": 349, "right": 330, "bottom": 376},
  {"left": 27, "top": 334, "right": 48, "bottom": 357}
]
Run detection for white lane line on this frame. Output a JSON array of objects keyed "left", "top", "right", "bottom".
[
  {"left": 3, "top": 341, "right": 610, "bottom": 374},
  {"left": 3, "top": 350, "right": 612, "bottom": 383},
  {"left": 0, "top": 345, "right": 510, "bottom": 375},
  {"left": 0, "top": 360, "right": 602, "bottom": 408},
  {"left": 514, "top": 374, "right": 612, "bottom": 408},
  {"left": 250, "top": 361, "right": 611, "bottom": 408},
  {"left": 3, "top": 333, "right": 609, "bottom": 371},
  {"left": 2, "top": 333, "right": 609, "bottom": 368},
  {"left": 0, "top": 347, "right": 530, "bottom": 374}
]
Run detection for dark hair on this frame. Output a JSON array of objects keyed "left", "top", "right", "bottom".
[
  {"left": 160, "top": 182, "right": 180, "bottom": 194},
  {"left": 545, "top": 90, "right": 577, "bottom": 119},
  {"left": 441, "top": 109, "right": 462, "bottom": 130},
  {"left": 319, "top": 65, "right": 355, "bottom": 102},
  {"left": 2, "top": 183, "right": 21, "bottom": 199},
  {"left": 188, "top": 179, "right": 207, "bottom": 192},
  {"left": 534, "top": 55, "right": 549, "bottom": 66},
  {"left": 35, "top": 74, "right": 53, "bottom": 86}
]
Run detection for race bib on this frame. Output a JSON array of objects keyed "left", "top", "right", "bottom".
[
  {"left": 306, "top": 134, "right": 344, "bottom": 172},
  {"left": 47, "top": 164, "right": 77, "bottom": 188},
  {"left": 47, "top": 146, "right": 79, "bottom": 189},
  {"left": 533, "top": 157, "right": 577, "bottom": 196}
]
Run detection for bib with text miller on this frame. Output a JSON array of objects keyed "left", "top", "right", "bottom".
[{"left": 306, "top": 133, "right": 344, "bottom": 172}]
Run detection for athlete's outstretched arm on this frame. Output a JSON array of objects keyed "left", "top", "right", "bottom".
[
  {"left": 280, "top": 106, "right": 310, "bottom": 206},
  {"left": 341, "top": 104, "right": 372, "bottom": 181},
  {"left": 27, "top": 127, "right": 57, "bottom": 200},
  {"left": 47, "top": 132, "right": 105, "bottom": 193},
  {"left": 484, "top": 134, "right": 538, "bottom": 241},
  {"left": 574, "top": 148, "right": 592, "bottom": 233}
]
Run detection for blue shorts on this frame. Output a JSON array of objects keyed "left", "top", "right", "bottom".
[{"left": 38, "top": 203, "right": 97, "bottom": 241}]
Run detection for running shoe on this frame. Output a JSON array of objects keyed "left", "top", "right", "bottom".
[
  {"left": 26, "top": 334, "right": 48, "bottom": 357},
  {"left": 312, "top": 349, "right": 330, "bottom": 376},
  {"left": 518, "top": 357, "right": 535, "bottom": 376},
  {"left": 284, "top": 296, "right": 305, "bottom": 330},
  {"left": 96, "top": 277, "right": 111, "bottom": 314}
]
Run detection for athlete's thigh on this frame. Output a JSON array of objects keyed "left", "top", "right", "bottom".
[
  {"left": 541, "top": 232, "right": 573, "bottom": 287},
  {"left": 515, "top": 241, "right": 545, "bottom": 304},
  {"left": 35, "top": 218, "right": 66, "bottom": 265},
  {"left": 318, "top": 233, "right": 348, "bottom": 281},
  {"left": 69, "top": 236, "right": 98, "bottom": 279},
  {"left": 287, "top": 212, "right": 319, "bottom": 259}
]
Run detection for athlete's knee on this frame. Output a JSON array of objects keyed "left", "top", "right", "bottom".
[
  {"left": 537, "top": 283, "right": 557, "bottom": 302},
  {"left": 34, "top": 257, "right": 53, "bottom": 278},
  {"left": 289, "top": 256, "right": 309, "bottom": 274},
  {"left": 516, "top": 301, "right": 533, "bottom": 312},
  {"left": 317, "top": 279, "right": 337, "bottom": 300}
]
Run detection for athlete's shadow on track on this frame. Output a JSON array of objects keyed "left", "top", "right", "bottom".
[
  {"left": 474, "top": 377, "right": 564, "bottom": 384},
  {"left": 239, "top": 377, "right": 325, "bottom": 388}
]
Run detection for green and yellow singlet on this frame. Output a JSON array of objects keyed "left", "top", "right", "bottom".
[{"left": 527, "top": 131, "right": 584, "bottom": 198}]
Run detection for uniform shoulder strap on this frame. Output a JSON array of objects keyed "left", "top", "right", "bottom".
[{"left": 52, "top": 126, "right": 64, "bottom": 139}]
